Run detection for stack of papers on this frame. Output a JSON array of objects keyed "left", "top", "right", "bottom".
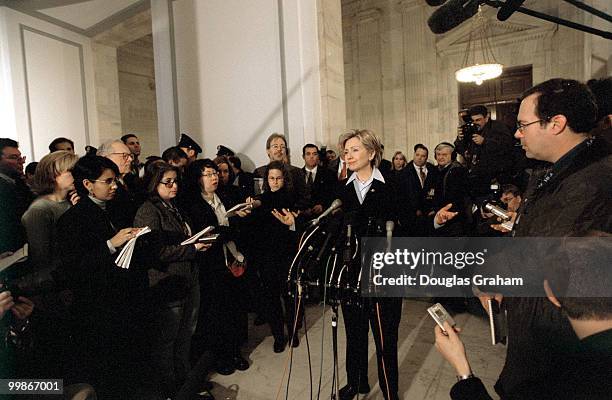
[
  {"left": 115, "top": 227, "right": 152, "bottom": 269},
  {"left": 181, "top": 226, "right": 215, "bottom": 245},
  {"left": 224, "top": 203, "right": 252, "bottom": 218},
  {"left": 0, "top": 244, "right": 28, "bottom": 273}
]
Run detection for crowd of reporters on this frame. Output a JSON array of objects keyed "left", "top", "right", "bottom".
[{"left": 0, "top": 76, "right": 610, "bottom": 400}]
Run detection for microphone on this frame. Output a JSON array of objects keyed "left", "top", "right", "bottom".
[
  {"left": 497, "top": 0, "right": 526, "bottom": 21},
  {"left": 385, "top": 221, "right": 394, "bottom": 253},
  {"left": 248, "top": 199, "right": 262, "bottom": 209},
  {"left": 427, "top": 0, "right": 481, "bottom": 34},
  {"left": 484, "top": 203, "right": 511, "bottom": 221},
  {"left": 308, "top": 199, "right": 342, "bottom": 227},
  {"left": 425, "top": 0, "right": 448, "bottom": 5}
]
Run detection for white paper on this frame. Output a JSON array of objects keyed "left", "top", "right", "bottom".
[
  {"left": 224, "top": 202, "right": 251, "bottom": 218},
  {"left": 114, "top": 227, "right": 151, "bottom": 269},
  {"left": 180, "top": 226, "right": 215, "bottom": 245},
  {"left": 0, "top": 244, "right": 28, "bottom": 273}
]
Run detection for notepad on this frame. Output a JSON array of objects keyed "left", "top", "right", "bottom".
[
  {"left": 181, "top": 226, "right": 215, "bottom": 245},
  {"left": 115, "top": 227, "right": 151, "bottom": 269}
]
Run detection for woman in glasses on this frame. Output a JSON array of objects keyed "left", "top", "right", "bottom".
[
  {"left": 183, "top": 159, "right": 250, "bottom": 376},
  {"left": 133, "top": 161, "right": 210, "bottom": 399},
  {"left": 56, "top": 155, "right": 145, "bottom": 398},
  {"left": 246, "top": 160, "right": 304, "bottom": 353}
]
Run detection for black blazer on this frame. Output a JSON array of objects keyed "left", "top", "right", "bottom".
[
  {"left": 303, "top": 166, "right": 337, "bottom": 209},
  {"left": 400, "top": 161, "right": 437, "bottom": 213},
  {"left": 184, "top": 190, "right": 243, "bottom": 274},
  {"left": 337, "top": 176, "right": 413, "bottom": 238},
  {"left": 431, "top": 161, "right": 469, "bottom": 236}
]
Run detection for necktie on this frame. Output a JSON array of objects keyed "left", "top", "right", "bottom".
[
  {"left": 307, "top": 171, "right": 313, "bottom": 185},
  {"left": 419, "top": 167, "right": 426, "bottom": 188},
  {"left": 339, "top": 161, "right": 347, "bottom": 180}
]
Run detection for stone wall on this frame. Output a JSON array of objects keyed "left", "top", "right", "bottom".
[
  {"left": 118, "top": 34, "right": 159, "bottom": 158},
  {"left": 341, "top": 0, "right": 607, "bottom": 157}
]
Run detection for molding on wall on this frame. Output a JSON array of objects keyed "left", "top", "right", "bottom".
[
  {"left": 19, "top": 23, "right": 90, "bottom": 155},
  {"left": 7, "top": 0, "right": 150, "bottom": 37}
]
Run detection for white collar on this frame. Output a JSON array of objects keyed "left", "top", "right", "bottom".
[
  {"left": 304, "top": 165, "right": 318, "bottom": 174},
  {"left": 346, "top": 166, "right": 385, "bottom": 185},
  {"left": 413, "top": 163, "right": 427, "bottom": 172}
]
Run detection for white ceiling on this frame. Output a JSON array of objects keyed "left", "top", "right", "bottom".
[{"left": 37, "top": 0, "right": 141, "bottom": 30}]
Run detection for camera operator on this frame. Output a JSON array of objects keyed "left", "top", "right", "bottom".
[
  {"left": 476, "top": 184, "right": 522, "bottom": 236},
  {"left": 454, "top": 105, "right": 515, "bottom": 199}
]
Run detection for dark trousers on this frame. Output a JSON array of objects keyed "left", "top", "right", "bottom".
[
  {"left": 342, "top": 297, "right": 402, "bottom": 400},
  {"left": 150, "top": 279, "right": 200, "bottom": 397}
]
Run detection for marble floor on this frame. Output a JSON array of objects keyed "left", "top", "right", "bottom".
[{"left": 207, "top": 299, "right": 506, "bottom": 400}]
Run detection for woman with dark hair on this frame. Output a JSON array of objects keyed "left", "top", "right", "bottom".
[
  {"left": 56, "top": 155, "right": 146, "bottom": 398},
  {"left": 213, "top": 155, "right": 243, "bottom": 204},
  {"left": 133, "top": 162, "right": 209, "bottom": 398},
  {"left": 184, "top": 159, "right": 250, "bottom": 376},
  {"left": 247, "top": 160, "right": 303, "bottom": 353}
]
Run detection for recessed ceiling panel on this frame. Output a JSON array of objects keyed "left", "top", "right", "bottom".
[{"left": 38, "top": 0, "right": 141, "bottom": 30}]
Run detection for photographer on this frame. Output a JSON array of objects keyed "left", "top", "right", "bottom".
[{"left": 454, "top": 106, "right": 515, "bottom": 199}]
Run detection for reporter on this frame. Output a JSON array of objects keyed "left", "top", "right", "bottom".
[
  {"left": 56, "top": 156, "right": 146, "bottom": 398},
  {"left": 183, "top": 159, "right": 250, "bottom": 375},
  {"left": 134, "top": 162, "right": 208, "bottom": 398}
]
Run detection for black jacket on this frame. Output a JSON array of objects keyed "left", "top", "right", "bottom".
[
  {"left": 432, "top": 161, "right": 470, "bottom": 236},
  {"left": 303, "top": 166, "right": 337, "bottom": 210},
  {"left": 397, "top": 161, "right": 437, "bottom": 214},
  {"left": 494, "top": 137, "right": 612, "bottom": 396},
  {"left": 133, "top": 197, "right": 198, "bottom": 297}
]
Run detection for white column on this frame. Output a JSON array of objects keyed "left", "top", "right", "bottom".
[{"left": 151, "top": 0, "right": 179, "bottom": 152}]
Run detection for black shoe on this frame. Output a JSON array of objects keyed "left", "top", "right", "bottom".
[
  {"left": 233, "top": 354, "right": 250, "bottom": 371},
  {"left": 290, "top": 333, "right": 299, "bottom": 348},
  {"left": 215, "top": 360, "right": 236, "bottom": 376},
  {"left": 339, "top": 383, "right": 370, "bottom": 400},
  {"left": 254, "top": 315, "right": 266, "bottom": 326},
  {"left": 273, "top": 336, "right": 286, "bottom": 353}
]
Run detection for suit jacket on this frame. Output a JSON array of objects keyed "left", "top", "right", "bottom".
[
  {"left": 399, "top": 161, "right": 437, "bottom": 214},
  {"left": 234, "top": 170, "right": 254, "bottom": 198},
  {"left": 303, "top": 166, "right": 337, "bottom": 209}
]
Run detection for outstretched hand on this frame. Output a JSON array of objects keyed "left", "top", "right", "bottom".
[
  {"left": 271, "top": 208, "right": 298, "bottom": 226},
  {"left": 434, "top": 321, "right": 471, "bottom": 376},
  {"left": 435, "top": 203, "right": 459, "bottom": 225}
]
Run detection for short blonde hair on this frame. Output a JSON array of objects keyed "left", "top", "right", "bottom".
[
  {"left": 341, "top": 129, "right": 383, "bottom": 168},
  {"left": 32, "top": 150, "right": 79, "bottom": 195}
]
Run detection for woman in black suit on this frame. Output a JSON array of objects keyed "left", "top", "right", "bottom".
[
  {"left": 246, "top": 160, "right": 304, "bottom": 353},
  {"left": 184, "top": 159, "right": 250, "bottom": 376},
  {"left": 133, "top": 162, "right": 209, "bottom": 398},
  {"left": 56, "top": 156, "right": 146, "bottom": 399},
  {"left": 336, "top": 130, "right": 410, "bottom": 400}
]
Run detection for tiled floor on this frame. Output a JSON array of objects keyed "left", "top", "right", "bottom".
[{"left": 208, "top": 299, "right": 506, "bottom": 399}]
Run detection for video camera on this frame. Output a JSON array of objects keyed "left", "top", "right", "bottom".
[{"left": 459, "top": 113, "right": 480, "bottom": 149}]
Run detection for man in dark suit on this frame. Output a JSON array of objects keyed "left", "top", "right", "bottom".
[
  {"left": 431, "top": 142, "right": 470, "bottom": 237},
  {"left": 301, "top": 144, "right": 336, "bottom": 216},
  {"left": 228, "top": 155, "right": 255, "bottom": 198},
  {"left": 399, "top": 144, "right": 437, "bottom": 236}
]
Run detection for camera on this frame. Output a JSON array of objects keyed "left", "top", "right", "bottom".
[{"left": 459, "top": 113, "right": 480, "bottom": 148}]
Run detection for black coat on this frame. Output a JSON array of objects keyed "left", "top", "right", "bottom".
[
  {"left": 184, "top": 190, "right": 243, "bottom": 274},
  {"left": 432, "top": 161, "right": 470, "bottom": 236},
  {"left": 133, "top": 197, "right": 198, "bottom": 300},
  {"left": 56, "top": 196, "right": 148, "bottom": 367},
  {"left": 495, "top": 137, "right": 612, "bottom": 396}
]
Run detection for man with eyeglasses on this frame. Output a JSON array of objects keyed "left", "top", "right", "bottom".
[
  {"left": 454, "top": 104, "right": 516, "bottom": 200},
  {"left": 97, "top": 139, "right": 143, "bottom": 229},
  {"left": 473, "top": 79, "right": 612, "bottom": 399},
  {"left": 0, "top": 138, "right": 33, "bottom": 253}
]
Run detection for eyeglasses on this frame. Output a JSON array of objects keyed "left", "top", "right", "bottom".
[
  {"left": 516, "top": 119, "right": 545, "bottom": 132},
  {"left": 268, "top": 177, "right": 284, "bottom": 182},
  {"left": 270, "top": 144, "right": 286, "bottom": 151},
  {"left": 202, "top": 172, "right": 219, "bottom": 178},
  {"left": 110, "top": 152, "right": 134, "bottom": 161},
  {"left": 4, "top": 155, "right": 25, "bottom": 161},
  {"left": 160, "top": 180, "right": 178, "bottom": 188},
  {"left": 93, "top": 178, "right": 119, "bottom": 186}
]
